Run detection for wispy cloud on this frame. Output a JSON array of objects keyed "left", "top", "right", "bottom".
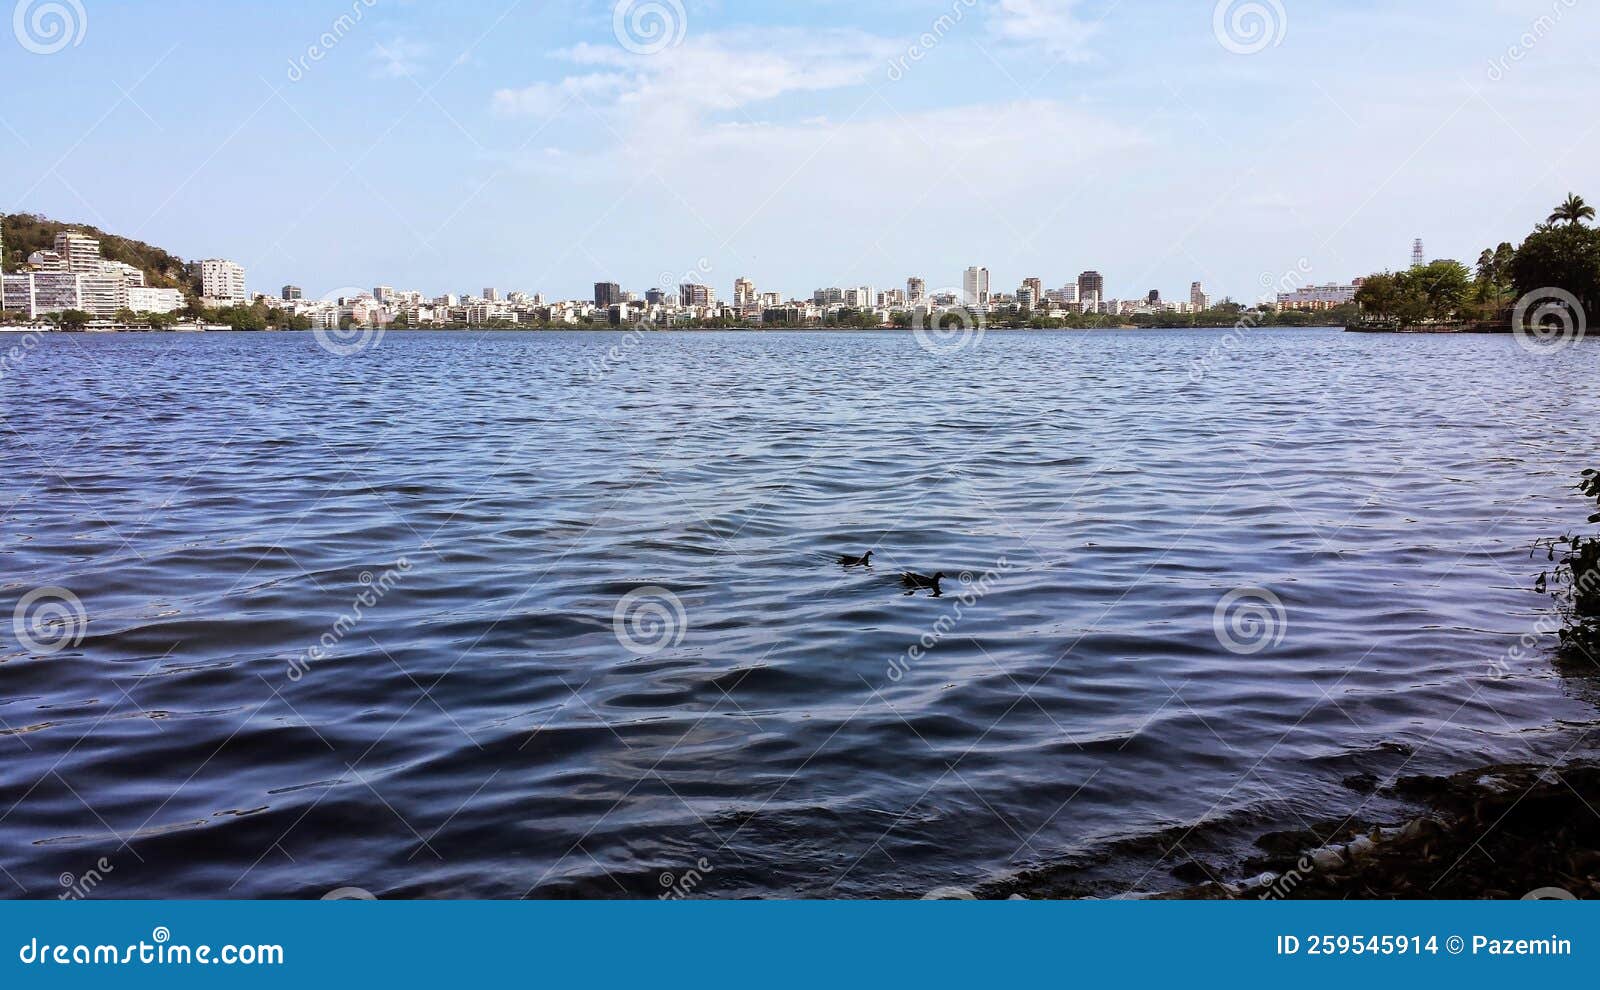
[
  {"left": 987, "top": 0, "right": 1100, "bottom": 60},
  {"left": 493, "top": 29, "right": 899, "bottom": 122},
  {"left": 371, "top": 37, "right": 431, "bottom": 79}
]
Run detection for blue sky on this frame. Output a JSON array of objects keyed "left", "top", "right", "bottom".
[{"left": 2, "top": 0, "right": 1596, "bottom": 303}]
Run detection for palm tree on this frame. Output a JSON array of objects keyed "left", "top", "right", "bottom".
[{"left": 1548, "top": 193, "right": 1596, "bottom": 226}]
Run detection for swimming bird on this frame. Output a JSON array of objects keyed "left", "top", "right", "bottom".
[
  {"left": 900, "top": 571, "right": 946, "bottom": 595},
  {"left": 839, "top": 550, "right": 873, "bottom": 567}
]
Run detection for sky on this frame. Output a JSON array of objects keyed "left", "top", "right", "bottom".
[{"left": 2, "top": 0, "right": 1597, "bottom": 304}]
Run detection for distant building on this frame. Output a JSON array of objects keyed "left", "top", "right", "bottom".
[
  {"left": 1190, "top": 282, "right": 1209, "bottom": 310},
  {"left": 1278, "top": 280, "right": 1364, "bottom": 311},
  {"left": 1146, "top": 289, "right": 1161, "bottom": 305},
  {"left": 844, "top": 285, "right": 873, "bottom": 308},
  {"left": 962, "top": 266, "right": 990, "bottom": 309},
  {"left": 196, "top": 259, "right": 246, "bottom": 303},
  {"left": 483, "top": 287, "right": 500, "bottom": 302},
  {"left": 907, "top": 277, "right": 926, "bottom": 303},
  {"left": 679, "top": 282, "right": 711, "bottom": 307},
  {"left": 282, "top": 285, "right": 303, "bottom": 301},
  {"left": 733, "top": 277, "right": 756, "bottom": 308},
  {"left": 645, "top": 287, "right": 668, "bottom": 306},
  {"left": 594, "top": 282, "right": 622, "bottom": 307},
  {"left": 1022, "top": 277, "right": 1043, "bottom": 304},
  {"left": 1077, "top": 271, "right": 1105, "bottom": 302},
  {"left": 813, "top": 287, "right": 843, "bottom": 305}
]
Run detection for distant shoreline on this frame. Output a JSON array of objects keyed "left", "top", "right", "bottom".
[{"left": 3, "top": 323, "right": 1356, "bottom": 335}]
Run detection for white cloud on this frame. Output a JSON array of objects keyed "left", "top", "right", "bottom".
[
  {"left": 987, "top": 0, "right": 1099, "bottom": 60},
  {"left": 493, "top": 29, "right": 899, "bottom": 123},
  {"left": 492, "top": 73, "right": 630, "bottom": 117}
]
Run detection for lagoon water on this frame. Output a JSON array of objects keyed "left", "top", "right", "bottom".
[{"left": 1, "top": 328, "right": 1597, "bottom": 898}]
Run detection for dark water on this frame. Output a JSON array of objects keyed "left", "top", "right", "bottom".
[{"left": 1, "top": 328, "right": 1597, "bottom": 899}]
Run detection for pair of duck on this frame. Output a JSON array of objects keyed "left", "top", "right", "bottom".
[{"left": 838, "top": 550, "right": 946, "bottom": 596}]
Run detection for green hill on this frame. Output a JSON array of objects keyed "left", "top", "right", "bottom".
[{"left": 1, "top": 212, "right": 199, "bottom": 296}]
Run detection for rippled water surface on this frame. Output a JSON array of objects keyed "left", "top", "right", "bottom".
[{"left": 2, "top": 328, "right": 1598, "bottom": 899}]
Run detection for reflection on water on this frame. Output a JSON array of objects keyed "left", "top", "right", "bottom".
[{"left": 0, "top": 328, "right": 1596, "bottom": 898}]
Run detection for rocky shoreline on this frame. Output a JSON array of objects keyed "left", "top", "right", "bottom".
[{"left": 992, "top": 761, "right": 1600, "bottom": 900}]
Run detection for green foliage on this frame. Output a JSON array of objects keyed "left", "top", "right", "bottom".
[
  {"left": 1548, "top": 193, "right": 1596, "bottom": 227},
  {"left": 1537, "top": 469, "right": 1600, "bottom": 664},
  {"left": 57, "top": 309, "right": 90, "bottom": 329},
  {"left": 1354, "top": 261, "right": 1471, "bottom": 326},
  {"left": 1508, "top": 222, "right": 1600, "bottom": 317}
]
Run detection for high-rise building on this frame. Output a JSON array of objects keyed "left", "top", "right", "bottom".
[
  {"left": 54, "top": 230, "right": 101, "bottom": 272},
  {"left": 1077, "top": 271, "right": 1105, "bottom": 301},
  {"left": 1190, "top": 282, "right": 1209, "bottom": 310},
  {"left": 679, "top": 282, "right": 711, "bottom": 307},
  {"left": 733, "top": 277, "right": 756, "bottom": 307},
  {"left": 483, "top": 287, "right": 500, "bottom": 302},
  {"left": 645, "top": 287, "right": 667, "bottom": 306},
  {"left": 282, "top": 285, "right": 303, "bottom": 301},
  {"left": 594, "top": 282, "right": 622, "bottom": 307},
  {"left": 196, "top": 259, "right": 247, "bottom": 302},
  {"left": 1411, "top": 239, "right": 1426, "bottom": 267},
  {"left": 813, "top": 287, "right": 844, "bottom": 305},
  {"left": 1146, "top": 289, "right": 1161, "bottom": 305},
  {"left": 907, "top": 277, "right": 926, "bottom": 303},
  {"left": 963, "top": 266, "right": 990, "bottom": 309},
  {"left": 1022, "top": 277, "right": 1043, "bottom": 303}
]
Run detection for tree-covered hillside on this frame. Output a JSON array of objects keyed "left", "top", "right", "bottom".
[{"left": 1, "top": 212, "right": 199, "bottom": 296}]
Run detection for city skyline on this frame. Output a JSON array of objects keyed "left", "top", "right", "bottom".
[
  {"left": 0, "top": 2, "right": 1594, "bottom": 306},
  {"left": 0, "top": 215, "right": 1376, "bottom": 324}
]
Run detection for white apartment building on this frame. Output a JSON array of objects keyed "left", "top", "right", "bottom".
[
  {"left": 196, "top": 259, "right": 247, "bottom": 303},
  {"left": 1278, "top": 281, "right": 1362, "bottom": 311},
  {"left": 963, "top": 267, "right": 990, "bottom": 310},
  {"left": 54, "top": 230, "right": 102, "bottom": 272},
  {"left": 126, "top": 286, "right": 186, "bottom": 314}
]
